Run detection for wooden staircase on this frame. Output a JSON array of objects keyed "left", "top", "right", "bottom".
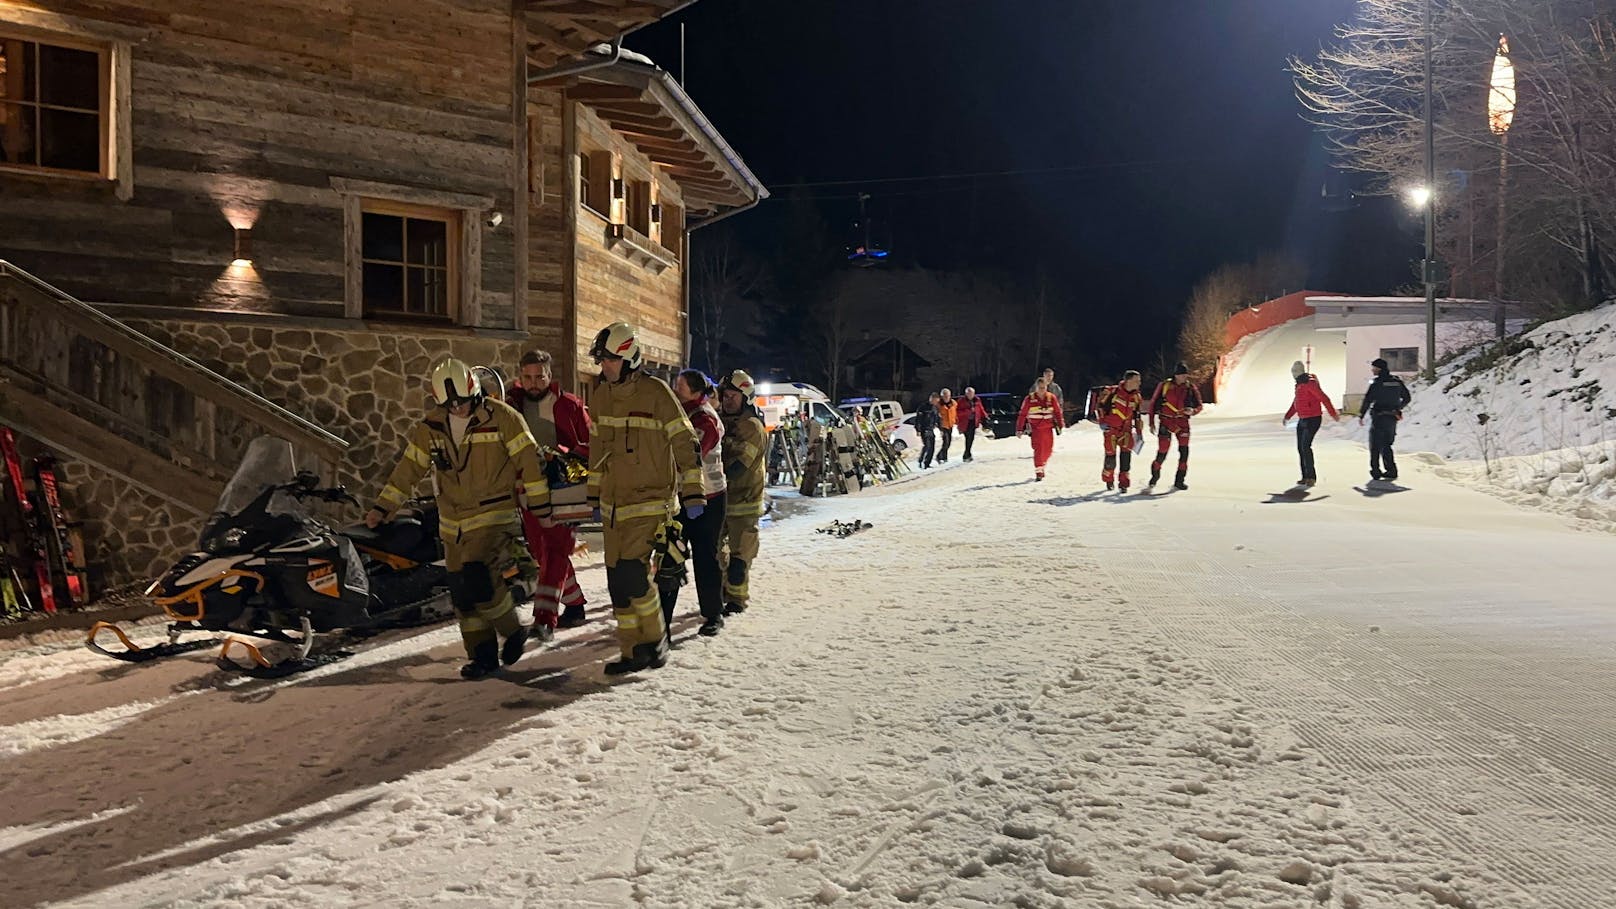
[{"left": 0, "top": 260, "right": 348, "bottom": 516}]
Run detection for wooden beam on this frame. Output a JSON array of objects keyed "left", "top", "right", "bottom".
[{"left": 565, "top": 84, "right": 648, "bottom": 103}]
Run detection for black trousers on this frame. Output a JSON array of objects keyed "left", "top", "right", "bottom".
[
  {"left": 938, "top": 428, "right": 953, "bottom": 462},
  {"left": 1296, "top": 416, "right": 1322, "bottom": 481},
  {"left": 919, "top": 429, "right": 936, "bottom": 467},
  {"left": 962, "top": 425, "right": 978, "bottom": 460},
  {"left": 661, "top": 491, "right": 727, "bottom": 625},
  {"left": 1369, "top": 414, "right": 1399, "bottom": 478}
]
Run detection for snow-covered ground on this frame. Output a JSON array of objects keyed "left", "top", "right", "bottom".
[
  {"left": 1217, "top": 303, "right": 1616, "bottom": 530},
  {"left": 4, "top": 422, "right": 1616, "bottom": 908}
]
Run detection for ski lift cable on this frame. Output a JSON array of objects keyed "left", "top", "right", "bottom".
[{"left": 772, "top": 154, "right": 1245, "bottom": 190}]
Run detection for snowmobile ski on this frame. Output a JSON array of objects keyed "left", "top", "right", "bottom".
[
  {"left": 85, "top": 621, "right": 217, "bottom": 662},
  {"left": 216, "top": 634, "right": 356, "bottom": 679}
]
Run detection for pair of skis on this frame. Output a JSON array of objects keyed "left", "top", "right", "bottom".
[{"left": 0, "top": 427, "right": 87, "bottom": 615}]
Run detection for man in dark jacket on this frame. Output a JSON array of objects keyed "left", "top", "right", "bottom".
[
  {"left": 914, "top": 393, "right": 940, "bottom": 468},
  {"left": 1359, "top": 358, "right": 1412, "bottom": 481}
]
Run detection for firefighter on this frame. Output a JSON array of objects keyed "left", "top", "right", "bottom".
[
  {"left": 717, "top": 369, "right": 767, "bottom": 615},
  {"left": 508, "top": 349, "right": 593, "bottom": 639},
  {"left": 366, "top": 358, "right": 547, "bottom": 679},
  {"left": 1016, "top": 375, "right": 1063, "bottom": 481},
  {"left": 1147, "top": 363, "right": 1204, "bottom": 490},
  {"left": 586, "top": 322, "right": 706, "bottom": 675},
  {"left": 1094, "top": 370, "right": 1145, "bottom": 491}
]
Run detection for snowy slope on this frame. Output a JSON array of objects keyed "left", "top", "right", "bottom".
[
  {"left": 1215, "top": 316, "right": 1347, "bottom": 418},
  {"left": 10, "top": 427, "right": 1616, "bottom": 907}
]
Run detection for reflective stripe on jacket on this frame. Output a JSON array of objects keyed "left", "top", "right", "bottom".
[
  {"left": 720, "top": 407, "right": 767, "bottom": 514},
  {"left": 586, "top": 370, "right": 705, "bottom": 513},
  {"left": 376, "top": 398, "right": 548, "bottom": 524}
]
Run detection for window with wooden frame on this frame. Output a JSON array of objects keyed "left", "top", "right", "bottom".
[
  {"left": 0, "top": 32, "right": 109, "bottom": 177},
  {"left": 580, "top": 150, "right": 613, "bottom": 218},
  {"left": 360, "top": 200, "right": 460, "bottom": 322}
]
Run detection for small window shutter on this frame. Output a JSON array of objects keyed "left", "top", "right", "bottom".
[
  {"left": 586, "top": 150, "right": 613, "bottom": 213},
  {"left": 662, "top": 202, "right": 683, "bottom": 258}
]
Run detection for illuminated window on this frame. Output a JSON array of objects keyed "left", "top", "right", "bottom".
[
  {"left": 0, "top": 33, "right": 107, "bottom": 177},
  {"left": 360, "top": 200, "right": 460, "bottom": 321}
]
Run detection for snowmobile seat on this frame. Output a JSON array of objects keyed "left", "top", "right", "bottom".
[{"left": 346, "top": 515, "right": 439, "bottom": 566}]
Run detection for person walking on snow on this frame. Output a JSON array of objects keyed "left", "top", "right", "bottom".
[
  {"left": 718, "top": 370, "right": 767, "bottom": 616},
  {"left": 914, "top": 392, "right": 940, "bottom": 468},
  {"left": 1094, "top": 370, "right": 1145, "bottom": 491},
  {"left": 1017, "top": 376, "right": 1063, "bottom": 481},
  {"left": 935, "top": 388, "right": 957, "bottom": 463},
  {"left": 1360, "top": 357, "right": 1412, "bottom": 482},
  {"left": 665, "top": 370, "right": 728, "bottom": 637},
  {"left": 1032, "top": 368, "right": 1066, "bottom": 423},
  {"left": 956, "top": 387, "right": 989, "bottom": 462},
  {"left": 508, "top": 350, "right": 592, "bottom": 639},
  {"left": 1284, "top": 360, "right": 1339, "bottom": 487},
  {"left": 1147, "top": 363, "right": 1204, "bottom": 490},
  {"left": 367, "top": 358, "right": 547, "bottom": 679},
  {"left": 586, "top": 322, "right": 707, "bottom": 675}
]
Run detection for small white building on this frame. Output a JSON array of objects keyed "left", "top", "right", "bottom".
[{"left": 1305, "top": 296, "right": 1528, "bottom": 412}]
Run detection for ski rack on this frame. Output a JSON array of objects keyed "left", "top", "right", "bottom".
[{"left": 84, "top": 621, "right": 217, "bottom": 662}]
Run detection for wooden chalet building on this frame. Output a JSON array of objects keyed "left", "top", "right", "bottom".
[{"left": 0, "top": 0, "right": 766, "bottom": 586}]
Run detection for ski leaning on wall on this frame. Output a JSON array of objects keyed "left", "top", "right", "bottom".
[
  {"left": 0, "top": 426, "right": 55, "bottom": 614},
  {"left": 33, "top": 454, "right": 88, "bottom": 607}
]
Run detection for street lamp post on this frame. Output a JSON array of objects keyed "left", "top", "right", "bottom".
[
  {"left": 1421, "top": 0, "right": 1439, "bottom": 381},
  {"left": 1489, "top": 33, "right": 1517, "bottom": 339}
]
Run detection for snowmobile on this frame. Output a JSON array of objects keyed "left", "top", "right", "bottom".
[{"left": 86, "top": 437, "right": 453, "bottom": 677}]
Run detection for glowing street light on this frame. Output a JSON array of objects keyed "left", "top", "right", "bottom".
[
  {"left": 1488, "top": 34, "right": 1516, "bottom": 137},
  {"left": 1488, "top": 33, "right": 1516, "bottom": 337},
  {"left": 1407, "top": 185, "right": 1433, "bottom": 209}
]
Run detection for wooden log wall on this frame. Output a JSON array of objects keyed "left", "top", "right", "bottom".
[
  {"left": 524, "top": 88, "right": 570, "bottom": 378},
  {"left": 0, "top": 0, "right": 521, "bottom": 328},
  {"left": 571, "top": 103, "right": 687, "bottom": 382}
]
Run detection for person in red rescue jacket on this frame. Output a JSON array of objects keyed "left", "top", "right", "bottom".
[
  {"left": 955, "top": 387, "right": 990, "bottom": 462},
  {"left": 508, "top": 350, "right": 593, "bottom": 637},
  {"left": 1094, "top": 370, "right": 1145, "bottom": 491},
  {"left": 666, "top": 369, "right": 729, "bottom": 638},
  {"left": 1147, "top": 363, "right": 1203, "bottom": 490},
  {"left": 1283, "top": 360, "right": 1339, "bottom": 487},
  {"left": 1016, "top": 376, "right": 1063, "bottom": 481}
]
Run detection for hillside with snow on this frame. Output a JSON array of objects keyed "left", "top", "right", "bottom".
[{"left": 1343, "top": 303, "right": 1616, "bottom": 529}]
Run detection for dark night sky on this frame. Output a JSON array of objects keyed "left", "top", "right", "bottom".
[{"left": 633, "top": 1, "right": 1419, "bottom": 356}]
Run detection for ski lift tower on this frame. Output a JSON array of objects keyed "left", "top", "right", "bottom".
[{"left": 847, "top": 192, "right": 888, "bottom": 267}]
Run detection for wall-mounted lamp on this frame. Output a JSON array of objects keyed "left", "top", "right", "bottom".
[
  {"left": 650, "top": 202, "right": 662, "bottom": 223},
  {"left": 611, "top": 177, "right": 624, "bottom": 198},
  {"left": 486, "top": 210, "right": 504, "bottom": 229},
  {"left": 232, "top": 227, "right": 253, "bottom": 267}
]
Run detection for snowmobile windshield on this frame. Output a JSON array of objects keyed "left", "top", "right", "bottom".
[{"left": 201, "top": 437, "right": 323, "bottom": 547}]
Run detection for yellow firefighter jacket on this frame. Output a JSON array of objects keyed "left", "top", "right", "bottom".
[
  {"left": 586, "top": 370, "right": 705, "bottom": 523},
  {"left": 720, "top": 407, "right": 767, "bottom": 518},
  {"left": 375, "top": 398, "right": 549, "bottom": 535}
]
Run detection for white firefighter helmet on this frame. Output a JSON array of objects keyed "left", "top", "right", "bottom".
[
  {"left": 428, "top": 358, "right": 482, "bottom": 407},
  {"left": 589, "top": 321, "right": 643, "bottom": 370},
  {"left": 720, "top": 369, "right": 756, "bottom": 399},
  {"left": 471, "top": 365, "right": 505, "bottom": 401}
]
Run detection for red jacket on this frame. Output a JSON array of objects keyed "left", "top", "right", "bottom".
[
  {"left": 508, "top": 382, "right": 592, "bottom": 458},
  {"left": 1095, "top": 385, "right": 1144, "bottom": 430},
  {"left": 1148, "top": 379, "right": 1202, "bottom": 421},
  {"left": 1016, "top": 392, "right": 1061, "bottom": 433},
  {"left": 682, "top": 396, "right": 722, "bottom": 458},
  {"left": 1284, "top": 375, "right": 1339, "bottom": 421},
  {"left": 955, "top": 395, "right": 989, "bottom": 431}
]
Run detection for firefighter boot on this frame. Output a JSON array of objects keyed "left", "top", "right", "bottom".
[{"left": 461, "top": 640, "right": 500, "bottom": 680}]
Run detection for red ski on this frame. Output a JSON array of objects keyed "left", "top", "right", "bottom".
[
  {"left": 0, "top": 427, "right": 55, "bottom": 614},
  {"left": 34, "top": 455, "right": 87, "bottom": 608}
]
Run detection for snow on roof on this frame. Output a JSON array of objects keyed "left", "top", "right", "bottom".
[{"left": 585, "top": 42, "right": 657, "bottom": 68}]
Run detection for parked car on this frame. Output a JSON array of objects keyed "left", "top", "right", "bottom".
[
  {"left": 971, "top": 393, "right": 1022, "bottom": 438},
  {"left": 889, "top": 413, "right": 921, "bottom": 454},
  {"left": 839, "top": 398, "right": 904, "bottom": 433}
]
